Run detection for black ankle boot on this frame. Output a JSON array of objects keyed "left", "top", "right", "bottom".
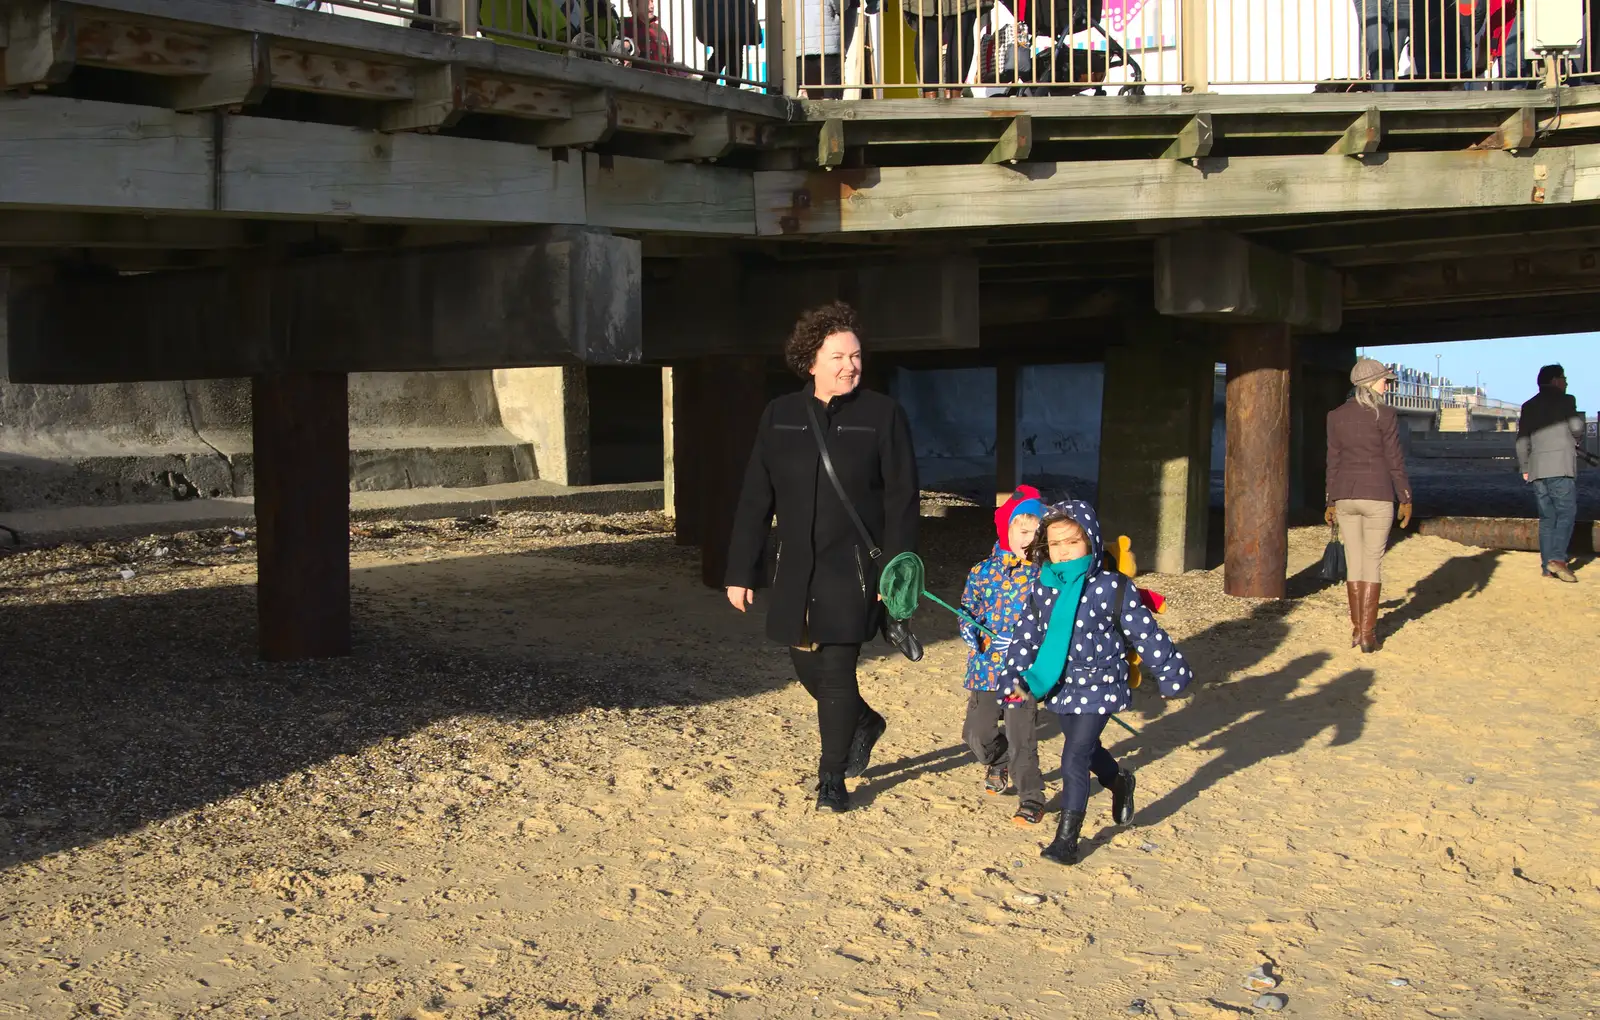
[
  {"left": 815, "top": 773, "right": 852, "bottom": 813},
  {"left": 844, "top": 710, "right": 887, "bottom": 779},
  {"left": 1040, "top": 810, "right": 1086, "bottom": 865},
  {"left": 1108, "top": 769, "right": 1136, "bottom": 826}
]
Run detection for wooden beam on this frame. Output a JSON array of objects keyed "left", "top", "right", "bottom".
[
  {"left": 4, "top": 0, "right": 75, "bottom": 88},
  {"left": 269, "top": 46, "right": 413, "bottom": 101},
  {"left": 1161, "top": 113, "right": 1214, "bottom": 161},
  {"left": 642, "top": 113, "right": 741, "bottom": 162},
  {"left": 531, "top": 91, "right": 617, "bottom": 147},
  {"left": 817, "top": 117, "right": 844, "bottom": 168},
  {"left": 1344, "top": 249, "right": 1600, "bottom": 307},
  {"left": 164, "top": 33, "right": 270, "bottom": 111},
  {"left": 983, "top": 115, "right": 1032, "bottom": 165},
  {"left": 75, "top": 16, "right": 210, "bottom": 75},
  {"left": 614, "top": 96, "right": 696, "bottom": 137},
  {"left": 752, "top": 146, "right": 1580, "bottom": 235},
  {"left": 461, "top": 72, "right": 571, "bottom": 121},
  {"left": 584, "top": 153, "right": 756, "bottom": 235},
  {"left": 379, "top": 63, "right": 464, "bottom": 133},
  {"left": 5, "top": 234, "right": 642, "bottom": 383},
  {"left": 1327, "top": 108, "right": 1382, "bottom": 157}
]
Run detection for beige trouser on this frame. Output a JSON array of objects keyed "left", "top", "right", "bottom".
[{"left": 1336, "top": 499, "right": 1394, "bottom": 583}]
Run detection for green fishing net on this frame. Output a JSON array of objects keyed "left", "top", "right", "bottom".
[{"left": 878, "top": 551, "right": 995, "bottom": 638}]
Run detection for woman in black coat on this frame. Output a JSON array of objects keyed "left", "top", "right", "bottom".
[{"left": 724, "top": 302, "right": 920, "bottom": 814}]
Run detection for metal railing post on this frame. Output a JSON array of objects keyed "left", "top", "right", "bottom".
[
  {"left": 436, "top": 0, "right": 476, "bottom": 37},
  {"left": 1181, "top": 0, "right": 1208, "bottom": 93},
  {"left": 766, "top": 0, "right": 787, "bottom": 95}
]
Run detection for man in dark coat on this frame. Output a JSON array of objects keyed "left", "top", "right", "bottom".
[
  {"left": 725, "top": 302, "right": 919, "bottom": 813},
  {"left": 1517, "top": 363, "right": 1586, "bottom": 582}
]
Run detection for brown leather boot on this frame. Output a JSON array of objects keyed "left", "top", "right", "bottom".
[
  {"left": 1345, "top": 581, "right": 1361, "bottom": 647},
  {"left": 1358, "top": 581, "right": 1382, "bottom": 653}
]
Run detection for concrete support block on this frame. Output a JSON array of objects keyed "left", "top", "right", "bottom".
[
  {"left": 661, "top": 367, "right": 676, "bottom": 520},
  {"left": 493, "top": 366, "right": 590, "bottom": 487},
  {"left": 1157, "top": 230, "right": 1342, "bottom": 333},
  {"left": 1097, "top": 320, "right": 1215, "bottom": 575}
]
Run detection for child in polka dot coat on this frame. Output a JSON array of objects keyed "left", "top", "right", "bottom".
[{"left": 1000, "top": 499, "right": 1195, "bottom": 865}]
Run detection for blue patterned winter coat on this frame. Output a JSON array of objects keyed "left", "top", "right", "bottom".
[
  {"left": 959, "top": 543, "right": 1037, "bottom": 691},
  {"left": 999, "top": 499, "right": 1194, "bottom": 716}
]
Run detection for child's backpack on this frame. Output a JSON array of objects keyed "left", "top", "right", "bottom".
[
  {"left": 1108, "top": 534, "right": 1166, "bottom": 690},
  {"left": 479, "top": 0, "right": 624, "bottom": 58}
]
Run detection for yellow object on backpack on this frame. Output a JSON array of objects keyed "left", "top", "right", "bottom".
[{"left": 1112, "top": 535, "right": 1144, "bottom": 690}]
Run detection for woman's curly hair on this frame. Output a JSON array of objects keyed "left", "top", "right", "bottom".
[{"left": 784, "top": 301, "right": 862, "bottom": 378}]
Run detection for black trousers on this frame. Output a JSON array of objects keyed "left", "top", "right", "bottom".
[
  {"left": 914, "top": 11, "right": 979, "bottom": 90},
  {"left": 962, "top": 690, "right": 1044, "bottom": 809},
  {"left": 789, "top": 643, "right": 877, "bottom": 776},
  {"left": 1058, "top": 712, "right": 1120, "bottom": 815}
]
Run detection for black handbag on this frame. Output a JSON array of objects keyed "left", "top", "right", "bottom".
[
  {"left": 804, "top": 399, "right": 923, "bottom": 662},
  {"left": 1318, "top": 523, "right": 1347, "bottom": 583}
]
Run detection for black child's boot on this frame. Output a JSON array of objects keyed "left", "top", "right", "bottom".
[
  {"left": 844, "top": 709, "right": 887, "bottom": 779},
  {"left": 1108, "top": 769, "right": 1137, "bottom": 826},
  {"left": 815, "top": 773, "right": 852, "bottom": 813},
  {"left": 1040, "top": 810, "right": 1086, "bottom": 865}
]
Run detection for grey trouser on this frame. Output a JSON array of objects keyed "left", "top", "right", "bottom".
[
  {"left": 962, "top": 689, "right": 1043, "bottom": 808},
  {"left": 1336, "top": 498, "right": 1394, "bottom": 583}
]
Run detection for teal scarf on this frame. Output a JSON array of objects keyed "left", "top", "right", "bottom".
[{"left": 1021, "top": 555, "right": 1094, "bottom": 700}]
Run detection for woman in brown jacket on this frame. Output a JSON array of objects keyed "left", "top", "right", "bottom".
[{"left": 1326, "top": 358, "right": 1414, "bottom": 653}]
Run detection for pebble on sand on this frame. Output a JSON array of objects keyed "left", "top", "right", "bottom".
[
  {"left": 1253, "top": 993, "right": 1287, "bottom": 1011},
  {"left": 1244, "top": 965, "right": 1279, "bottom": 991},
  {"left": 1010, "top": 892, "right": 1045, "bottom": 906},
  {"left": 1125, "top": 1000, "right": 1149, "bottom": 1015},
  {"left": 1389, "top": 977, "right": 1410, "bottom": 987}
]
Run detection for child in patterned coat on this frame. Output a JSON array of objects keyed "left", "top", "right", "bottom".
[
  {"left": 958, "top": 487, "right": 1047, "bottom": 824},
  {"left": 1002, "top": 499, "right": 1194, "bottom": 865}
]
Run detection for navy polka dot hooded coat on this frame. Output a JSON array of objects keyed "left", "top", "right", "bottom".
[{"left": 999, "top": 499, "right": 1194, "bottom": 716}]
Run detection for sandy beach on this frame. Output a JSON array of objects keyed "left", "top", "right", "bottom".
[{"left": 2, "top": 507, "right": 1598, "bottom": 1019}]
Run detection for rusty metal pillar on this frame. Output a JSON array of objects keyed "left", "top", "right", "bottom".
[
  {"left": 698, "top": 355, "right": 768, "bottom": 589},
  {"left": 1224, "top": 326, "right": 1293, "bottom": 598},
  {"left": 252, "top": 373, "right": 350, "bottom": 661}
]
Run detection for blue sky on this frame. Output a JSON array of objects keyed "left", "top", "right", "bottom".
[{"left": 1362, "top": 335, "right": 1599, "bottom": 411}]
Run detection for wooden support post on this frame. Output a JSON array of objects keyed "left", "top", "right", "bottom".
[
  {"left": 662, "top": 366, "right": 676, "bottom": 520},
  {"left": 1223, "top": 326, "right": 1292, "bottom": 599},
  {"left": 765, "top": 0, "right": 786, "bottom": 95},
  {"left": 4, "top": 0, "right": 76, "bottom": 88},
  {"left": 1162, "top": 113, "right": 1214, "bottom": 162},
  {"left": 672, "top": 361, "right": 703, "bottom": 547},
  {"left": 818, "top": 118, "right": 845, "bottom": 168},
  {"left": 995, "top": 359, "right": 1018, "bottom": 502},
  {"left": 983, "top": 116, "right": 1032, "bottom": 165},
  {"left": 1496, "top": 108, "right": 1537, "bottom": 152},
  {"left": 1328, "top": 108, "right": 1383, "bottom": 157},
  {"left": 252, "top": 372, "right": 350, "bottom": 661},
  {"left": 698, "top": 356, "right": 767, "bottom": 588}
]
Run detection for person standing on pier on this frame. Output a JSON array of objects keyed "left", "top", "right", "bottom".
[
  {"left": 1517, "top": 364, "right": 1586, "bottom": 583},
  {"left": 724, "top": 302, "right": 920, "bottom": 814},
  {"left": 1326, "top": 358, "right": 1413, "bottom": 653}
]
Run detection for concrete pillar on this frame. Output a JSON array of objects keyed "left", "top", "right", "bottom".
[
  {"left": 995, "top": 359, "right": 1019, "bottom": 504},
  {"left": 1097, "top": 321, "right": 1215, "bottom": 575},
  {"left": 1224, "top": 325, "right": 1293, "bottom": 599},
  {"left": 493, "top": 366, "right": 590, "bottom": 486},
  {"left": 696, "top": 356, "right": 767, "bottom": 588},
  {"left": 253, "top": 373, "right": 350, "bottom": 661}
]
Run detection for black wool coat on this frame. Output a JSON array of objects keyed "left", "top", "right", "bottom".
[{"left": 724, "top": 383, "right": 920, "bottom": 647}]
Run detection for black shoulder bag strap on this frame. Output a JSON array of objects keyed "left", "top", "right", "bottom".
[{"left": 804, "top": 398, "right": 882, "bottom": 562}]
